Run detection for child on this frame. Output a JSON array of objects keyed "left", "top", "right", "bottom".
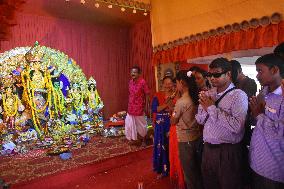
[
  {"left": 249, "top": 53, "right": 284, "bottom": 189},
  {"left": 171, "top": 70, "right": 203, "bottom": 189}
]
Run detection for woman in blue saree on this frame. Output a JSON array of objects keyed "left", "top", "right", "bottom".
[{"left": 152, "top": 76, "right": 176, "bottom": 178}]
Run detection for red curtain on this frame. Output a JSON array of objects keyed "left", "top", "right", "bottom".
[
  {"left": 0, "top": 12, "right": 147, "bottom": 118},
  {"left": 0, "top": 0, "right": 25, "bottom": 41},
  {"left": 129, "top": 19, "right": 155, "bottom": 97},
  {"left": 153, "top": 21, "right": 284, "bottom": 65}
]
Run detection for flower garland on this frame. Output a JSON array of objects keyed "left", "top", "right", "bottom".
[
  {"left": 52, "top": 87, "right": 65, "bottom": 114},
  {"left": 21, "top": 68, "right": 53, "bottom": 135}
]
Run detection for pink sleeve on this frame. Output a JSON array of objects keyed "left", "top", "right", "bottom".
[{"left": 143, "top": 79, "right": 150, "bottom": 94}]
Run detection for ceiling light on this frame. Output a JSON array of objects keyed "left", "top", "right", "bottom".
[
  {"left": 133, "top": 9, "right": 136, "bottom": 14},
  {"left": 95, "top": 3, "right": 99, "bottom": 8},
  {"left": 121, "top": 7, "right": 125, "bottom": 12},
  {"left": 108, "top": 4, "right": 112, "bottom": 8},
  {"left": 80, "top": 0, "right": 85, "bottom": 4}
]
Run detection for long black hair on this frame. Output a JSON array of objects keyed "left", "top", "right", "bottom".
[
  {"left": 176, "top": 70, "right": 199, "bottom": 105},
  {"left": 230, "top": 60, "right": 241, "bottom": 85}
]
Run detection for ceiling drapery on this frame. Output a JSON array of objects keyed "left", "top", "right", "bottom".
[
  {"left": 152, "top": 21, "right": 284, "bottom": 65},
  {"left": 150, "top": 0, "right": 284, "bottom": 47}
]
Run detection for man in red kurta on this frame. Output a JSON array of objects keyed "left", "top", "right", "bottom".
[{"left": 125, "top": 66, "right": 150, "bottom": 145}]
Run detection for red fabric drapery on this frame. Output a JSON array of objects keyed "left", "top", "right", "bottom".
[
  {"left": 0, "top": 0, "right": 25, "bottom": 41},
  {"left": 129, "top": 19, "right": 154, "bottom": 115},
  {"left": 129, "top": 19, "right": 155, "bottom": 96},
  {"left": 153, "top": 21, "right": 284, "bottom": 65},
  {"left": 0, "top": 13, "right": 153, "bottom": 118},
  {"left": 179, "top": 61, "right": 208, "bottom": 71}
]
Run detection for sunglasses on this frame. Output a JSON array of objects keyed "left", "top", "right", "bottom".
[{"left": 206, "top": 71, "right": 227, "bottom": 78}]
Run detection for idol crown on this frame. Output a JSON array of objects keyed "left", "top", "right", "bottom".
[
  {"left": 25, "top": 41, "right": 45, "bottom": 63},
  {"left": 88, "top": 77, "right": 96, "bottom": 86}
]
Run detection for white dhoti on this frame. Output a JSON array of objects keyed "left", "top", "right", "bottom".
[{"left": 125, "top": 113, "right": 147, "bottom": 140}]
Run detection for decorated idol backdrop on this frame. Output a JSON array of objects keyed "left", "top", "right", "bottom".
[{"left": 0, "top": 42, "right": 104, "bottom": 155}]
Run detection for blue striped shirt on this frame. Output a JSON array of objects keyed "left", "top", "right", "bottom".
[
  {"left": 249, "top": 86, "right": 284, "bottom": 183},
  {"left": 195, "top": 83, "right": 248, "bottom": 144}
]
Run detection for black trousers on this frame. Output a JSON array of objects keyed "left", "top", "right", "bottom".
[
  {"left": 202, "top": 142, "right": 243, "bottom": 189},
  {"left": 252, "top": 171, "right": 284, "bottom": 189},
  {"left": 178, "top": 138, "right": 204, "bottom": 189}
]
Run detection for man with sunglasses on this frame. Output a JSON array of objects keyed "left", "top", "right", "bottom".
[{"left": 196, "top": 58, "right": 248, "bottom": 189}]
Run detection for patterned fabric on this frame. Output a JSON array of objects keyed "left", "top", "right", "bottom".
[
  {"left": 250, "top": 86, "right": 284, "bottom": 183},
  {"left": 169, "top": 125, "right": 185, "bottom": 189},
  {"left": 196, "top": 83, "right": 248, "bottom": 144},
  {"left": 152, "top": 92, "right": 170, "bottom": 176},
  {"left": 127, "top": 78, "right": 150, "bottom": 116},
  {"left": 0, "top": 136, "right": 146, "bottom": 185}
]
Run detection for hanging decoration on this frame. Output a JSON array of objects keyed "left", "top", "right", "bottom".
[
  {"left": 153, "top": 12, "right": 283, "bottom": 53},
  {"left": 152, "top": 12, "right": 284, "bottom": 65},
  {"left": 65, "top": 0, "right": 151, "bottom": 16}
]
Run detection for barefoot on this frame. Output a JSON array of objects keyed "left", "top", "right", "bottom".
[{"left": 141, "top": 141, "right": 147, "bottom": 148}]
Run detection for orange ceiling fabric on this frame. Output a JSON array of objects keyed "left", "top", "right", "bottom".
[
  {"left": 152, "top": 21, "right": 284, "bottom": 64},
  {"left": 150, "top": 0, "right": 284, "bottom": 46}
]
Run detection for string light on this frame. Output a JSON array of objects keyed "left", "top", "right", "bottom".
[
  {"left": 64, "top": 0, "right": 150, "bottom": 16},
  {"left": 94, "top": 0, "right": 150, "bottom": 16}
]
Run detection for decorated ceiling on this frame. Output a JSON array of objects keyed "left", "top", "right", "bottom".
[
  {"left": 2, "top": 0, "right": 284, "bottom": 50},
  {"left": 0, "top": 0, "right": 151, "bottom": 41},
  {"left": 150, "top": 0, "right": 284, "bottom": 47}
]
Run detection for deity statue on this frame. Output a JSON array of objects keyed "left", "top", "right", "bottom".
[
  {"left": 87, "top": 77, "right": 104, "bottom": 125},
  {"left": 0, "top": 42, "right": 105, "bottom": 153},
  {"left": 14, "top": 108, "right": 32, "bottom": 132},
  {"left": 30, "top": 62, "right": 46, "bottom": 93},
  {"left": 64, "top": 97, "right": 79, "bottom": 126},
  {"left": 21, "top": 42, "right": 52, "bottom": 135},
  {"left": 70, "top": 83, "right": 84, "bottom": 115},
  {"left": 2, "top": 86, "right": 23, "bottom": 130}
]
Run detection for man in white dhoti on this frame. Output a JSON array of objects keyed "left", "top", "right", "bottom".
[{"left": 125, "top": 66, "right": 150, "bottom": 146}]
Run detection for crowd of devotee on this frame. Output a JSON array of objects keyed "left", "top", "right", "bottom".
[{"left": 125, "top": 42, "right": 284, "bottom": 189}]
